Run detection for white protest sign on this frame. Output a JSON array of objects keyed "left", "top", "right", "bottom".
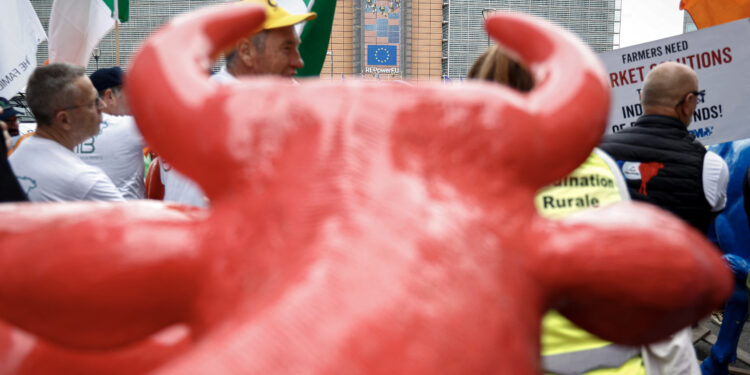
[
  {"left": 0, "top": 0, "right": 47, "bottom": 98},
  {"left": 598, "top": 18, "right": 750, "bottom": 145}
]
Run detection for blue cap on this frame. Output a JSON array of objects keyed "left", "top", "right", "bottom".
[
  {"left": 0, "top": 97, "right": 21, "bottom": 121},
  {"left": 89, "top": 67, "right": 124, "bottom": 92}
]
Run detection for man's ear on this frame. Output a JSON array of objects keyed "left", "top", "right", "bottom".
[
  {"left": 237, "top": 38, "right": 256, "bottom": 67},
  {"left": 55, "top": 110, "right": 73, "bottom": 131},
  {"left": 680, "top": 94, "right": 694, "bottom": 117},
  {"left": 102, "top": 88, "right": 117, "bottom": 108}
]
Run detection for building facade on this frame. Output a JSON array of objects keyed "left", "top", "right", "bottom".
[
  {"left": 323, "top": 0, "right": 443, "bottom": 81},
  {"left": 326, "top": 0, "right": 621, "bottom": 80},
  {"left": 29, "top": 0, "right": 620, "bottom": 81},
  {"left": 442, "top": 0, "right": 621, "bottom": 79},
  {"left": 30, "top": 0, "right": 230, "bottom": 74}
]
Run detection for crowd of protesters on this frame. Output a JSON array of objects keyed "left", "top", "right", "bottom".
[{"left": 1, "top": 0, "right": 749, "bottom": 374}]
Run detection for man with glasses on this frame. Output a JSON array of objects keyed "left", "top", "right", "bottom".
[
  {"left": 8, "top": 63, "right": 125, "bottom": 202},
  {"left": 600, "top": 61, "right": 728, "bottom": 234}
]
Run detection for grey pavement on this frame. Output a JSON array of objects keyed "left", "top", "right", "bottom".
[{"left": 695, "top": 315, "right": 750, "bottom": 372}]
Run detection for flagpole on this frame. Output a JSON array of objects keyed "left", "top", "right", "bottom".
[{"left": 115, "top": 0, "right": 120, "bottom": 66}]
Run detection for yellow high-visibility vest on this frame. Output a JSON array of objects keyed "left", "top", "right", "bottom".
[
  {"left": 535, "top": 148, "right": 645, "bottom": 375},
  {"left": 535, "top": 148, "right": 628, "bottom": 220}
]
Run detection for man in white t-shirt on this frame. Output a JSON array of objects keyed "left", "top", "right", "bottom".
[
  {"left": 9, "top": 63, "right": 125, "bottom": 202},
  {"left": 161, "top": 0, "right": 315, "bottom": 207},
  {"left": 78, "top": 67, "right": 146, "bottom": 199}
]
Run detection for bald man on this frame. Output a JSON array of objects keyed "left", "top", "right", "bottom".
[{"left": 600, "top": 62, "right": 728, "bottom": 234}]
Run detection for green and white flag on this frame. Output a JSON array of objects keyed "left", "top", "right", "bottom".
[
  {"left": 278, "top": 0, "right": 337, "bottom": 77},
  {"left": 0, "top": 0, "right": 46, "bottom": 98},
  {"left": 103, "top": 0, "right": 129, "bottom": 22},
  {"left": 48, "top": 0, "right": 129, "bottom": 67}
]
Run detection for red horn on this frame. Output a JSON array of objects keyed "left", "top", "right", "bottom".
[
  {"left": 485, "top": 13, "right": 610, "bottom": 185},
  {"left": 127, "top": 4, "right": 266, "bottom": 203}
]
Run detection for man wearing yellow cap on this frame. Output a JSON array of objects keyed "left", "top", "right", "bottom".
[
  {"left": 161, "top": 0, "right": 317, "bottom": 207},
  {"left": 213, "top": 0, "right": 316, "bottom": 82}
]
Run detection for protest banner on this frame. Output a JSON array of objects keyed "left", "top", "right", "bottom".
[
  {"left": 599, "top": 18, "right": 750, "bottom": 145},
  {"left": 0, "top": 0, "right": 47, "bottom": 99}
]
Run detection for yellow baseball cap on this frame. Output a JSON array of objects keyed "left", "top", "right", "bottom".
[{"left": 241, "top": 0, "right": 316, "bottom": 30}]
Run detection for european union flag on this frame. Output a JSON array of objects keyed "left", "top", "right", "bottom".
[{"left": 367, "top": 45, "right": 398, "bottom": 66}]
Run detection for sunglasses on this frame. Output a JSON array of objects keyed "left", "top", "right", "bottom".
[
  {"left": 674, "top": 90, "right": 705, "bottom": 108},
  {"left": 57, "top": 97, "right": 104, "bottom": 113}
]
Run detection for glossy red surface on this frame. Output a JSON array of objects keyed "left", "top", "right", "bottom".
[
  {"left": 0, "top": 3, "right": 733, "bottom": 374},
  {"left": 145, "top": 157, "right": 165, "bottom": 200}
]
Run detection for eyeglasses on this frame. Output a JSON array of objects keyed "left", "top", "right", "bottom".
[
  {"left": 674, "top": 90, "right": 705, "bottom": 108},
  {"left": 57, "top": 97, "right": 103, "bottom": 113}
]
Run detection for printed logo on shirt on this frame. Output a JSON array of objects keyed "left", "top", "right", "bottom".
[
  {"left": 75, "top": 120, "right": 110, "bottom": 155},
  {"left": 620, "top": 161, "right": 642, "bottom": 180},
  {"left": 637, "top": 162, "right": 664, "bottom": 196},
  {"left": 618, "top": 160, "right": 664, "bottom": 196},
  {"left": 98, "top": 120, "right": 111, "bottom": 134},
  {"left": 75, "top": 136, "right": 97, "bottom": 154},
  {"left": 17, "top": 176, "right": 37, "bottom": 194}
]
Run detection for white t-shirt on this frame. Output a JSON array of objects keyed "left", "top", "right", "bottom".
[
  {"left": 9, "top": 136, "right": 125, "bottom": 202},
  {"left": 158, "top": 68, "right": 238, "bottom": 207},
  {"left": 703, "top": 151, "right": 729, "bottom": 212},
  {"left": 76, "top": 113, "right": 146, "bottom": 199},
  {"left": 160, "top": 160, "right": 208, "bottom": 207}
]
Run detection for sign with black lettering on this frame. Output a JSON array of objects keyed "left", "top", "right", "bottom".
[
  {"left": 598, "top": 18, "right": 750, "bottom": 145},
  {"left": 0, "top": 0, "right": 46, "bottom": 98}
]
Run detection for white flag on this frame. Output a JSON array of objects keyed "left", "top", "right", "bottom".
[
  {"left": 0, "top": 0, "right": 47, "bottom": 98},
  {"left": 276, "top": 0, "right": 314, "bottom": 34},
  {"left": 48, "top": 0, "right": 115, "bottom": 67}
]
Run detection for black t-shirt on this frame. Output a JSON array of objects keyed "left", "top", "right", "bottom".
[{"left": 0, "top": 137, "right": 28, "bottom": 202}]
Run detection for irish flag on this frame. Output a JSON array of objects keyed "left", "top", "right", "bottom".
[
  {"left": 48, "top": 0, "right": 129, "bottom": 67},
  {"left": 277, "top": 0, "right": 337, "bottom": 77}
]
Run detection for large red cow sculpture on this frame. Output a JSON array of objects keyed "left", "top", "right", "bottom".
[{"left": 0, "top": 3, "right": 733, "bottom": 374}]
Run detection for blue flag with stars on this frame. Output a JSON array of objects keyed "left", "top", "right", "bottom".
[{"left": 367, "top": 45, "right": 397, "bottom": 66}]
